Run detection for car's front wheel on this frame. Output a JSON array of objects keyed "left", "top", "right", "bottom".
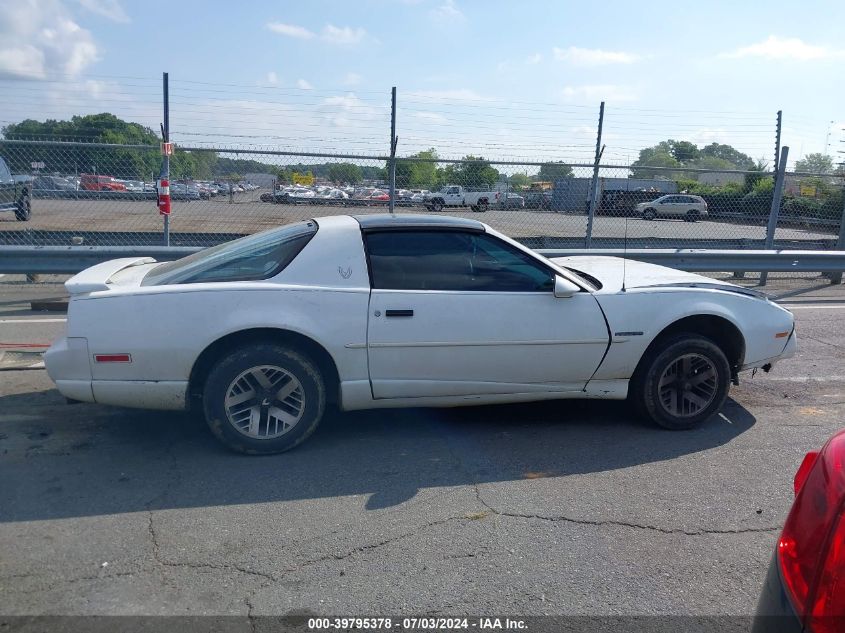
[
  {"left": 203, "top": 344, "right": 326, "bottom": 454},
  {"left": 642, "top": 208, "right": 656, "bottom": 220},
  {"left": 630, "top": 334, "right": 730, "bottom": 430},
  {"left": 15, "top": 192, "right": 31, "bottom": 221}
]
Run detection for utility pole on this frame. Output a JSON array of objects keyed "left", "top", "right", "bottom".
[
  {"left": 388, "top": 87, "right": 397, "bottom": 215},
  {"left": 585, "top": 101, "right": 605, "bottom": 248}
]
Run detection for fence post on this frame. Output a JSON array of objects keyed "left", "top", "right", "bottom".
[
  {"left": 830, "top": 191, "right": 845, "bottom": 284},
  {"left": 388, "top": 86, "right": 397, "bottom": 216},
  {"left": 774, "top": 110, "right": 782, "bottom": 175},
  {"left": 760, "top": 145, "right": 789, "bottom": 286},
  {"left": 585, "top": 101, "right": 604, "bottom": 248},
  {"left": 162, "top": 72, "right": 170, "bottom": 246}
]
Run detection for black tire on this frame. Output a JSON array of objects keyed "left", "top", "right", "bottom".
[
  {"left": 202, "top": 344, "right": 326, "bottom": 454},
  {"left": 470, "top": 205, "right": 478, "bottom": 212},
  {"left": 686, "top": 209, "right": 700, "bottom": 222},
  {"left": 642, "top": 208, "right": 656, "bottom": 220},
  {"left": 477, "top": 200, "right": 489, "bottom": 212},
  {"left": 630, "top": 334, "right": 730, "bottom": 430},
  {"left": 431, "top": 200, "right": 444, "bottom": 212},
  {"left": 15, "top": 192, "right": 31, "bottom": 221}
]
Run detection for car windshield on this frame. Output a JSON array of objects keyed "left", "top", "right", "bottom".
[{"left": 141, "top": 221, "right": 318, "bottom": 286}]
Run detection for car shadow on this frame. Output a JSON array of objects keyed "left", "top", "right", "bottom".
[{"left": 0, "top": 391, "right": 755, "bottom": 521}]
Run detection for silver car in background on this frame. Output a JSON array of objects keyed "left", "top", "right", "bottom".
[{"left": 635, "top": 194, "right": 709, "bottom": 222}]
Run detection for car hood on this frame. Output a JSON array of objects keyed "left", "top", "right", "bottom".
[{"left": 551, "top": 255, "right": 765, "bottom": 297}]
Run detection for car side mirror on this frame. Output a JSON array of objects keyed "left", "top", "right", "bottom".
[{"left": 554, "top": 276, "right": 580, "bottom": 298}]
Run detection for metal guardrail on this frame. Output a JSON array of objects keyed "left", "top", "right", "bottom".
[
  {"left": 1, "top": 245, "right": 844, "bottom": 277},
  {"left": 537, "top": 249, "right": 845, "bottom": 273}
]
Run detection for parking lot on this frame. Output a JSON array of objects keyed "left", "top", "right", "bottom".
[
  {"left": 1, "top": 274, "right": 844, "bottom": 624},
  {"left": 0, "top": 196, "right": 837, "bottom": 243}
]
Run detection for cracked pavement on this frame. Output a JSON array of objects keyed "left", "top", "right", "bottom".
[{"left": 1, "top": 277, "right": 845, "bottom": 617}]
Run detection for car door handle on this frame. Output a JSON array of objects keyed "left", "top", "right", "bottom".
[{"left": 385, "top": 309, "right": 414, "bottom": 317}]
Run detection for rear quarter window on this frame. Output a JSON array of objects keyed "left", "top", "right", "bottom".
[{"left": 142, "top": 221, "right": 317, "bottom": 286}]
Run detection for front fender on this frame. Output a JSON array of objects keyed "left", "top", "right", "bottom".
[{"left": 590, "top": 289, "right": 792, "bottom": 380}]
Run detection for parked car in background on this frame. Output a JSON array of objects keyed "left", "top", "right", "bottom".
[
  {"left": 753, "top": 429, "right": 845, "bottom": 633},
  {"left": 46, "top": 214, "right": 796, "bottom": 455},
  {"left": 524, "top": 191, "right": 553, "bottom": 210},
  {"left": 170, "top": 182, "right": 201, "bottom": 201},
  {"left": 80, "top": 173, "right": 127, "bottom": 192},
  {"left": 635, "top": 194, "right": 708, "bottom": 222},
  {"left": 0, "top": 156, "right": 31, "bottom": 221},
  {"left": 32, "top": 175, "right": 77, "bottom": 194},
  {"left": 500, "top": 193, "right": 525, "bottom": 209},
  {"left": 424, "top": 185, "right": 500, "bottom": 212}
]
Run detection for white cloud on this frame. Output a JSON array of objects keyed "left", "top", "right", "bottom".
[
  {"left": 411, "top": 88, "right": 492, "bottom": 102},
  {"left": 560, "top": 84, "right": 639, "bottom": 102},
  {"left": 296, "top": 78, "right": 313, "bottom": 90},
  {"left": 76, "top": 0, "right": 128, "bottom": 23},
  {"left": 343, "top": 72, "right": 362, "bottom": 86},
  {"left": 0, "top": 1, "right": 99, "bottom": 80},
  {"left": 266, "top": 22, "right": 315, "bottom": 39},
  {"left": 526, "top": 52, "right": 542, "bottom": 65},
  {"left": 413, "top": 111, "right": 448, "bottom": 124},
  {"left": 265, "top": 71, "right": 279, "bottom": 85},
  {"left": 720, "top": 35, "right": 845, "bottom": 61},
  {"left": 430, "top": 0, "right": 464, "bottom": 22},
  {"left": 321, "top": 24, "right": 366, "bottom": 45},
  {"left": 553, "top": 46, "right": 641, "bottom": 66}
]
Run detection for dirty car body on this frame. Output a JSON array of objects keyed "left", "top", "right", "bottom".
[{"left": 46, "top": 214, "right": 797, "bottom": 454}]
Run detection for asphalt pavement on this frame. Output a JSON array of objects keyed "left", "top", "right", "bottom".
[{"left": 1, "top": 274, "right": 844, "bottom": 623}]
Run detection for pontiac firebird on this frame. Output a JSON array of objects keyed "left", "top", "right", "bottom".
[{"left": 45, "top": 214, "right": 797, "bottom": 454}]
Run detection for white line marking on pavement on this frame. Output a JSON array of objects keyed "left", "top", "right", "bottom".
[
  {"left": 760, "top": 376, "right": 845, "bottom": 382},
  {"left": 783, "top": 305, "right": 845, "bottom": 310},
  {"left": 0, "top": 318, "right": 67, "bottom": 323}
]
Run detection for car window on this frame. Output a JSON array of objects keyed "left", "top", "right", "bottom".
[
  {"left": 0, "top": 160, "right": 11, "bottom": 181},
  {"left": 141, "top": 221, "right": 317, "bottom": 286},
  {"left": 365, "top": 230, "right": 554, "bottom": 292}
]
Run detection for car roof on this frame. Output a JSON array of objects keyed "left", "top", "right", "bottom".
[{"left": 352, "top": 214, "right": 486, "bottom": 232}]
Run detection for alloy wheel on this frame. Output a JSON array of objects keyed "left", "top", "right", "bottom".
[
  {"left": 224, "top": 365, "right": 305, "bottom": 439},
  {"left": 657, "top": 353, "right": 718, "bottom": 418}
]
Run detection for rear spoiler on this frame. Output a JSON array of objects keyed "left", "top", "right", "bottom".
[{"left": 65, "top": 257, "right": 156, "bottom": 295}]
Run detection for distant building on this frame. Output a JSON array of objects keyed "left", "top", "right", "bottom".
[
  {"left": 698, "top": 172, "right": 744, "bottom": 187},
  {"left": 242, "top": 172, "right": 276, "bottom": 188},
  {"left": 550, "top": 177, "right": 678, "bottom": 213}
]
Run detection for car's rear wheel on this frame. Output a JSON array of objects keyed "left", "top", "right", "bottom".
[
  {"left": 630, "top": 334, "right": 730, "bottom": 430},
  {"left": 431, "top": 200, "right": 443, "bottom": 212},
  {"left": 203, "top": 344, "right": 325, "bottom": 454},
  {"left": 477, "top": 200, "right": 489, "bottom": 212},
  {"left": 686, "top": 209, "right": 700, "bottom": 222},
  {"left": 642, "top": 208, "right": 656, "bottom": 220},
  {"left": 15, "top": 192, "right": 31, "bottom": 221}
]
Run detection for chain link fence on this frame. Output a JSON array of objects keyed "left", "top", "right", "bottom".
[
  {"left": 1, "top": 139, "right": 842, "bottom": 254},
  {"left": 1, "top": 75, "right": 842, "bottom": 261}
]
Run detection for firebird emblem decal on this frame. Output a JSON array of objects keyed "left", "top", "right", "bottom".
[{"left": 338, "top": 266, "right": 352, "bottom": 279}]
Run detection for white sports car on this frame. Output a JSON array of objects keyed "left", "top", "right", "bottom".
[{"left": 46, "top": 214, "right": 797, "bottom": 454}]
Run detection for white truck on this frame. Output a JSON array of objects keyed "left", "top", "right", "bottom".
[{"left": 423, "top": 185, "right": 500, "bottom": 212}]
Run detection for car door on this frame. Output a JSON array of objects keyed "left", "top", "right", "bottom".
[
  {"left": 0, "top": 159, "right": 16, "bottom": 209},
  {"left": 445, "top": 186, "right": 463, "bottom": 205},
  {"left": 364, "top": 229, "right": 610, "bottom": 399}
]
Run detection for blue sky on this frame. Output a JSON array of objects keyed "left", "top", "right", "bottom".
[{"left": 1, "top": 0, "right": 843, "bottom": 166}]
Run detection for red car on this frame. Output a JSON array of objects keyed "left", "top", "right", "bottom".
[
  {"left": 79, "top": 173, "right": 127, "bottom": 192},
  {"left": 753, "top": 429, "right": 845, "bottom": 633}
]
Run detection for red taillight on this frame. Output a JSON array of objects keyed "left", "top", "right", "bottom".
[
  {"left": 795, "top": 451, "right": 820, "bottom": 495},
  {"left": 778, "top": 432, "right": 845, "bottom": 632}
]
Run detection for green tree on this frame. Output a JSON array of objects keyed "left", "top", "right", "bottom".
[
  {"left": 795, "top": 153, "right": 834, "bottom": 175},
  {"left": 536, "top": 162, "right": 573, "bottom": 181},
  {"left": 447, "top": 156, "right": 499, "bottom": 188},
  {"left": 631, "top": 148, "right": 681, "bottom": 179},
  {"left": 507, "top": 173, "right": 533, "bottom": 189},
  {"left": 699, "top": 143, "right": 755, "bottom": 170},
  {"left": 666, "top": 140, "right": 700, "bottom": 163},
  {"left": 327, "top": 162, "right": 363, "bottom": 184}
]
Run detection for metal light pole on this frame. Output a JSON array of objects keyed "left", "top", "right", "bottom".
[{"left": 585, "top": 101, "right": 605, "bottom": 248}]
